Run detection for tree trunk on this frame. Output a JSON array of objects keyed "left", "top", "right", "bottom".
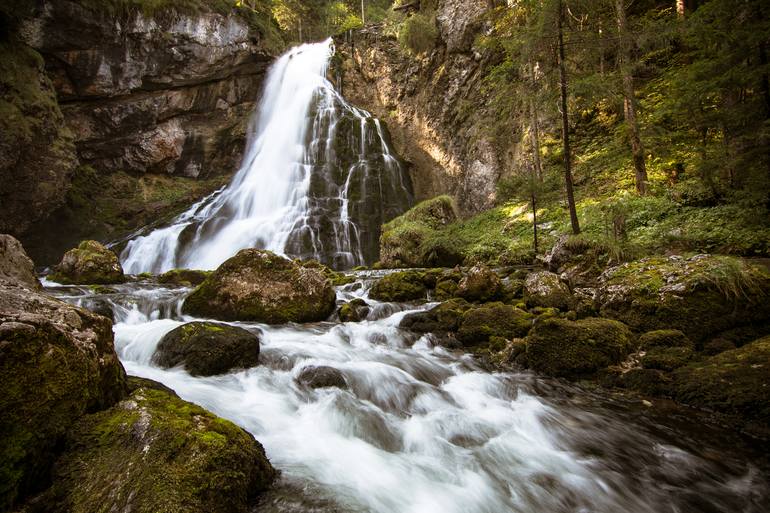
[
  {"left": 532, "top": 191, "right": 539, "bottom": 254},
  {"left": 616, "top": 0, "right": 649, "bottom": 195},
  {"left": 528, "top": 62, "right": 543, "bottom": 182},
  {"left": 557, "top": 0, "right": 580, "bottom": 235}
]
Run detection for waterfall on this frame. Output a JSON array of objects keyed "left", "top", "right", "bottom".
[{"left": 120, "top": 39, "right": 413, "bottom": 274}]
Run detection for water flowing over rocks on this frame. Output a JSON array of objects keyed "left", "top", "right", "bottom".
[{"left": 183, "top": 250, "right": 336, "bottom": 323}]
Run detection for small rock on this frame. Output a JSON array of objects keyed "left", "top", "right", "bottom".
[
  {"left": 456, "top": 265, "right": 501, "bottom": 302},
  {"left": 48, "top": 240, "right": 125, "bottom": 284},
  {"left": 297, "top": 366, "right": 347, "bottom": 389},
  {"left": 524, "top": 270, "right": 573, "bottom": 310},
  {"left": 338, "top": 298, "right": 370, "bottom": 322}
]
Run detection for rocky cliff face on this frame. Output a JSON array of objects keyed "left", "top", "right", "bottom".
[
  {"left": 335, "top": 0, "right": 522, "bottom": 214},
  {"left": 1, "top": 0, "right": 280, "bottom": 263}
]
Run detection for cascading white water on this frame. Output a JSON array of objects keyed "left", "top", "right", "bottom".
[
  {"left": 44, "top": 278, "right": 769, "bottom": 513},
  {"left": 120, "top": 39, "right": 412, "bottom": 274}
]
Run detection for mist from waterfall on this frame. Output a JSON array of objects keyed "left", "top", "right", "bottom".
[{"left": 120, "top": 39, "right": 412, "bottom": 274}]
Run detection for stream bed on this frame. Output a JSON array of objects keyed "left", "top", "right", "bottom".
[{"left": 45, "top": 275, "right": 770, "bottom": 513}]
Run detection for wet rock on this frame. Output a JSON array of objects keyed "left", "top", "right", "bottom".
[
  {"left": 369, "top": 270, "right": 428, "bottom": 302},
  {"left": 595, "top": 255, "right": 770, "bottom": 341},
  {"left": 0, "top": 234, "right": 40, "bottom": 289},
  {"left": 154, "top": 322, "right": 260, "bottom": 376},
  {"left": 526, "top": 317, "right": 634, "bottom": 378},
  {"left": 48, "top": 240, "right": 125, "bottom": 284},
  {"left": 456, "top": 265, "right": 501, "bottom": 302},
  {"left": 0, "top": 281, "right": 127, "bottom": 509},
  {"left": 456, "top": 302, "right": 534, "bottom": 346},
  {"left": 338, "top": 298, "right": 370, "bottom": 322},
  {"left": 673, "top": 336, "right": 770, "bottom": 437},
  {"left": 297, "top": 366, "right": 348, "bottom": 389},
  {"left": 524, "top": 270, "right": 573, "bottom": 310},
  {"left": 34, "top": 383, "right": 276, "bottom": 513},
  {"left": 400, "top": 298, "right": 473, "bottom": 333},
  {"left": 182, "top": 250, "right": 336, "bottom": 323},
  {"left": 158, "top": 268, "right": 211, "bottom": 287}
]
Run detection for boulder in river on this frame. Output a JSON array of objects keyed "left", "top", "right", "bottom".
[
  {"left": 157, "top": 268, "right": 211, "bottom": 287},
  {"left": 595, "top": 254, "right": 770, "bottom": 341},
  {"left": 369, "top": 270, "right": 428, "bottom": 302},
  {"left": 0, "top": 234, "right": 40, "bottom": 289},
  {"left": 0, "top": 281, "right": 127, "bottom": 510},
  {"left": 456, "top": 302, "right": 534, "bottom": 346},
  {"left": 182, "top": 250, "right": 336, "bottom": 323},
  {"left": 48, "top": 240, "right": 125, "bottom": 284},
  {"left": 154, "top": 322, "right": 261, "bottom": 376},
  {"left": 400, "top": 298, "right": 473, "bottom": 333},
  {"left": 526, "top": 317, "right": 634, "bottom": 378},
  {"left": 338, "top": 298, "right": 370, "bottom": 322},
  {"left": 297, "top": 366, "right": 348, "bottom": 389},
  {"left": 34, "top": 379, "right": 276, "bottom": 513}
]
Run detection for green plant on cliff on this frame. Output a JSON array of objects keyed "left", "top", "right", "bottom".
[{"left": 397, "top": 9, "right": 438, "bottom": 55}]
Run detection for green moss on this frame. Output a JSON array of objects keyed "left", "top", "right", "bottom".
[
  {"left": 641, "top": 346, "right": 694, "bottom": 371},
  {"left": 526, "top": 317, "right": 634, "bottom": 378},
  {"left": 158, "top": 269, "right": 211, "bottom": 287},
  {"left": 399, "top": 298, "right": 473, "bottom": 333},
  {"left": 456, "top": 302, "right": 534, "bottom": 347},
  {"left": 37, "top": 384, "right": 276, "bottom": 513},
  {"left": 673, "top": 336, "right": 770, "bottom": 436},
  {"left": 369, "top": 271, "right": 428, "bottom": 302},
  {"left": 639, "top": 330, "right": 693, "bottom": 349}
]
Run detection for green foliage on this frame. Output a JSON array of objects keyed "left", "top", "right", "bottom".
[{"left": 397, "top": 10, "right": 438, "bottom": 55}]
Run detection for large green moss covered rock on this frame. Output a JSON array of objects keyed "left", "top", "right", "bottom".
[
  {"left": 456, "top": 302, "right": 534, "bottom": 346},
  {"left": 48, "top": 240, "right": 125, "bottom": 284},
  {"left": 154, "top": 322, "right": 260, "bottom": 376},
  {"left": 182, "top": 250, "right": 336, "bottom": 323},
  {"left": 338, "top": 298, "right": 370, "bottom": 322},
  {"left": 672, "top": 336, "right": 770, "bottom": 437},
  {"left": 35, "top": 381, "right": 276, "bottom": 513},
  {"left": 378, "top": 195, "right": 457, "bottom": 268},
  {"left": 0, "top": 282, "right": 127, "bottom": 511},
  {"left": 526, "top": 317, "right": 634, "bottom": 378},
  {"left": 0, "top": 234, "right": 40, "bottom": 289},
  {"left": 595, "top": 255, "right": 770, "bottom": 341},
  {"left": 369, "top": 270, "right": 428, "bottom": 302},
  {"left": 524, "top": 270, "right": 573, "bottom": 310}
]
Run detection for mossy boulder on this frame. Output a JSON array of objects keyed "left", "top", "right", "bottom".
[
  {"left": 526, "top": 317, "right": 634, "bottom": 378},
  {"left": 296, "top": 366, "right": 348, "bottom": 389},
  {"left": 641, "top": 346, "right": 694, "bottom": 371},
  {"left": 36, "top": 382, "right": 276, "bottom": 513},
  {"left": 400, "top": 298, "right": 473, "bottom": 333},
  {"left": 154, "top": 322, "right": 260, "bottom": 376},
  {"left": 456, "top": 265, "right": 501, "bottom": 302},
  {"left": 0, "top": 282, "right": 127, "bottom": 510},
  {"left": 158, "top": 269, "right": 211, "bottom": 287},
  {"left": 369, "top": 270, "right": 428, "bottom": 302},
  {"left": 543, "top": 234, "right": 611, "bottom": 287},
  {"left": 182, "top": 250, "right": 336, "bottom": 323},
  {"left": 456, "top": 302, "right": 534, "bottom": 347},
  {"left": 672, "top": 336, "right": 770, "bottom": 437},
  {"left": 524, "top": 270, "right": 573, "bottom": 310},
  {"left": 639, "top": 329, "right": 693, "bottom": 349},
  {"left": 595, "top": 255, "right": 770, "bottom": 341},
  {"left": 338, "top": 298, "right": 370, "bottom": 322},
  {"left": 0, "top": 235, "right": 40, "bottom": 289},
  {"left": 48, "top": 240, "right": 125, "bottom": 285},
  {"left": 378, "top": 195, "right": 457, "bottom": 268}
]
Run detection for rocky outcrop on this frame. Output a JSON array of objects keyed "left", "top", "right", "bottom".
[
  {"left": 154, "top": 321, "right": 261, "bottom": 376},
  {"left": 183, "top": 250, "right": 336, "bottom": 323},
  {"left": 33, "top": 381, "right": 276, "bottom": 513},
  {"left": 4, "top": 1, "right": 281, "bottom": 263},
  {"left": 595, "top": 255, "right": 770, "bottom": 341},
  {"left": 48, "top": 240, "right": 125, "bottom": 284},
  {"left": 335, "top": 1, "right": 517, "bottom": 214},
  {"left": 0, "top": 235, "right": 40, "bottom": 289},
  {"left": 0, "top": 281, "right": 127, "bottom": 510}
]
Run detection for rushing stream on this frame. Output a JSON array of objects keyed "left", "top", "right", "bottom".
[{"left": 45, "top": 276, "right": 770, "bottom": 513}]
